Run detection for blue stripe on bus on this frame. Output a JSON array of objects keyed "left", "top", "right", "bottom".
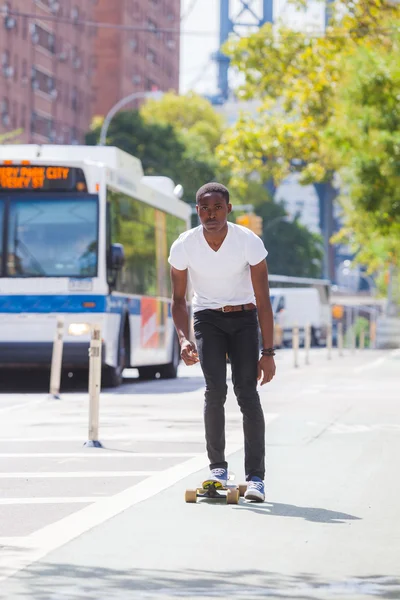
[
  {"left": 0, "top": 295, "right": 173, "bottom": 315},
  {"left": 0, "top": 295, "right": 142, "bottom": 314}
]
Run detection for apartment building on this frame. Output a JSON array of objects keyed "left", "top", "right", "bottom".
[
  {"left": 0, "top": 0, "right": 180, "bottom": 144},
  {"left": 92, "top": 0, "right": 180, "bottom": 117}
]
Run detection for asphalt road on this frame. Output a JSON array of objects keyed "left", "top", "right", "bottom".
[{"left": 0, "top": 347, "right": 399, "bottom": 599}]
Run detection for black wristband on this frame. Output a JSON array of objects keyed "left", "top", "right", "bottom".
[{"left": 261, "top": 347, "right": 276, "bottom": 356}]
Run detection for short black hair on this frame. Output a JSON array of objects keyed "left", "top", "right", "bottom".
[{"left": 196, "top": 182, "right": 230, "bottom": 204}]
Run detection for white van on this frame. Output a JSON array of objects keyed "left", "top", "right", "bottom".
[{"left": 270, "top": 287, "right": 327, "bottom": 347}]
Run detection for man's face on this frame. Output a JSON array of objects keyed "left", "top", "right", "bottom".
[{"left": 196, "top": 192, "right": 232, "bottom": 233}]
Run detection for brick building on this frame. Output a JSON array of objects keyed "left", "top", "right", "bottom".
[
  {"left": 92, "top": 0, "right": 180, "bottom": 117},
  {"left": 0, "top": 0, "right": 180, "bottom": 144}
]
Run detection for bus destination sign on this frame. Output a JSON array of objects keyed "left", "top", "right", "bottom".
[{"left": 0, "top": 165, "right": 87, "bottom": 191}]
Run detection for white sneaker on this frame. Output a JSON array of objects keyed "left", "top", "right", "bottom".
[{"left": 244, "top": 477, "right": 265, "bottom": 502}]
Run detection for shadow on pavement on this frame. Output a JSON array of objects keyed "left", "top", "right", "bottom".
[
  {"left": 1, "top": 565, "right": 399, "bottom": 599},
  {"left": 235, "top": 501, "right": 362, "bottom": 524}
]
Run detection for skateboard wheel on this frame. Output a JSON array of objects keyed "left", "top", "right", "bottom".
[
  {"left": 226, "top": 488, "right": 240, "bottom": 504},
  {"left": 238, "top": 484, "right": 247, "bottom": 497},
  {"left": 185, "top": 489, "right": 197, "bottom": 503}
]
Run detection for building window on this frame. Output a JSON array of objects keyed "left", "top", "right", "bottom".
[
  {"left": 13, "top": 55, "right": 18, "bottom": 81},
  {"left": 71, "top": 6, "right": 79, "bottom": 24},
  {"left": 146, "top": 79, "right": 158, "bottom": 92},
  {"left": 12, "top": 102, "right": 17, "bottom": 128},
  {"left": 1, "top": 51, "right": 13, "bottom": 79},
  {"left": 21, "top": 105, "right": 26, "bottom": 129},
  {"left": 21, "top": 60, "right": 28, "bottom": 85},
  {"left": 30, "top": 111, "right": 54, "bottom": 140},
  {"left": 1, "top": 98, "right": 10, "bottom": 127},
  {"left": 31, "top": 67, "right": 57, "bottom": 97},
  {"left": 146, "top": 49, "right": 157, "bottom": 64},
  {"left": 147, "top": 19, "right": 157, "bottom": 33},
  {"left": 31, "top": 24, "right": 56, "bottom": 53},
  {"left": 71, "top": 87, "right": 78, "bottom": 112}
]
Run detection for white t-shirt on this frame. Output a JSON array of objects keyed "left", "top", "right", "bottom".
[{"left": 168, "top": 222, "right": 268, "bottom": 312}]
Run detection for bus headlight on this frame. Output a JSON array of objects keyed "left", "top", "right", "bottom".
[{"left": 68, "top": 323, "right": 91, "bottom": 336}]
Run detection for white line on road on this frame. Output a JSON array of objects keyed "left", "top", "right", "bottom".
[
  {"left": 0, "top": 398, "right": 47, "bottom": 414},
  {"left": 0, "top": 415, "right": 278, "bottom": 582},
  {"left": 0, "top": 431, "right": 210, "bottom": 442},
  {"left": 0, "top": 497, "right": 100, "bottom": 505},
  {"left": 0, "top": 471, "right": 156, "bottom": 478},
  {"left": 354, "top": 356, "right": 386, "bottom": 373},
  {"left": 0, "top": 452, "right": 203, "bottom": 458}
]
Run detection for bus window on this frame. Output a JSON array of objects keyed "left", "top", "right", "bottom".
[{"left": 7, "top": 196, "right": 98, "bottom": 278}]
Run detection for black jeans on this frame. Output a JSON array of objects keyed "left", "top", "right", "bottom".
[{"left": 193, "top": 308, "right": 265, "bottom": 481}]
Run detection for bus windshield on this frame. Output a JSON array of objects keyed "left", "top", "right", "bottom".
[{"left": 5, "top": 195, "right": 98, "bottom": 278}]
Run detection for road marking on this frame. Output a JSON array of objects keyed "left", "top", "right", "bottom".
[
  {"left": 0, "top": 452, "right": 203, "bottom": 458},
  {"left": 0, "top": 398, "right": 47, "bottom": 414},
  {"left": 0, "top": 414, "right": 278, "bottom": 582},
  {"left": 0, "top": 471, "right": 156, "bottom": 478},
  {"left": 0, "top": 431, "right": 212, "bottom": 442},
  {"left": 354, "top": 356, "right": 386, "bottom": 373},
  {"left": 0, "top": 497, "right": 99, "bottom": 505}
]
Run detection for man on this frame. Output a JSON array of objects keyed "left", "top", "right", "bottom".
[{"left": 168, "top": 182, "right": 276, "bottom": 502}]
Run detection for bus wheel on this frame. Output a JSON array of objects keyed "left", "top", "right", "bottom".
[
  {"left": 102, "top": 324, "right": 128, "bottom": 388},
  {"left": 158, "top": 336, "right": 180, "bottom": 380}
]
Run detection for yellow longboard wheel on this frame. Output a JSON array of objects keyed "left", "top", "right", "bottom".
[
  {"left": 238, "top": 484, "right": 247, "bottom": 497},
  {"left": 226, "top": 488, "right": 240, "bottom": 504},
  {"left": 185, "top": 489, "right": 197, "bottom": 503}
]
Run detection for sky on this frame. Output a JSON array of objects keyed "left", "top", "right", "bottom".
[{"left": 179, "top": 0, "right": 326, "bottom": 95}]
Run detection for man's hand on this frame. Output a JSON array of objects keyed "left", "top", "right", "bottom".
[
  {"left": 257, "top": 355, "right": 276, "bottom": 385},
  {"left": 180, "top": 339, "right": 199, "bottom": 366}
]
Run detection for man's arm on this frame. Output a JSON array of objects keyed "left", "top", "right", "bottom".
[
  {"left": 250, "top": 259, "right": 276, "bottom": 384},
  {"left": 170, "top": 266, "right": 198, "bottom": 365}
]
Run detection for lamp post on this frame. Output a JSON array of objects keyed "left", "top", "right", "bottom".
[{"left": 98, "top": 90, "right": 163, "bottom": 146}]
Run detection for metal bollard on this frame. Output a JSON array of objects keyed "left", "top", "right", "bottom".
[
  {"left": 304, "top": 323, "right": 311, "bottom": 365},
  {"left": 48, "top": 316, "right": 64, "bottom": 400},
  {"left": 360, "top": 329, "right": 365, "bottom": 350},
  {"left": 292, "top": 325, "right": 299, "bottom": 368},
  {"left": 84, "top": 325, "right": 103, "bottom": 448},
  {"left": 327, "top": 323, "right": 332, "bottom": 360},
  {"left": 338, "top": 322, "right": 344, "bottom": 357}
]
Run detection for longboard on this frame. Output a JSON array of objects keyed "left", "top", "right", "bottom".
[{"left": 185, "top": 477, "right": 247, "bottom": 504}]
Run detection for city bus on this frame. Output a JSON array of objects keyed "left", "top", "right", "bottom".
[{"left": 0, "top": 145, "right": 191, "bottom": 386}]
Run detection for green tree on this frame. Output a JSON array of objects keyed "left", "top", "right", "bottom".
[
  {"left": 232, "top": 182, "right": 323, "bottom": 277},
  {"left": 216, "top": 0, "right": 400, "bottom": 279},
  {"left": 140, "top": 91, "right": 225, "bottom": 152},
  {"left": 85, "top": 110, "right": 220, "bottom": 203}
]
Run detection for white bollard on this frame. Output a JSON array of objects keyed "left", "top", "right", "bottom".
[
  {"left": 84, "top": 324, "right": 103, "bottom": 448},
  {"left": 293, "top": 325, "right": 299, "bottom": 368},
  {"left": 327, "top": 323, "right": 332, "bottom": 360},
  {"left": 338, "top": 322, "right": 344, "bottom": 357},
  {"left": 49, "top": 316, "right": 64, "bottom": 400},
  {"left": 305, "top": 323, "right": 311, "bottom": 365},
  {"left": 360, "top": 329, "right": 365, "bottom": 350}
]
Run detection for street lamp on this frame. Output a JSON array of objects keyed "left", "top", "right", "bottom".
[{"left": 98, "top": 90, "right": 163, "bottom": 146}]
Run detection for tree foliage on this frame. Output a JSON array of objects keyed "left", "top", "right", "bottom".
[
  {"left": 217, "top": 0, "right": 400, "bottom": 275},
  {"left": 140, "top": 91, "right": 225, "bottom": 152},
  {"left": 233, "top": 182, "right": 323, "bottom": 277}
]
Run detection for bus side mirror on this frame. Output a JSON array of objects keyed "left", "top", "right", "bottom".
[{"left": 110, "top": 243, "right": 125, "bottom": 270}]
